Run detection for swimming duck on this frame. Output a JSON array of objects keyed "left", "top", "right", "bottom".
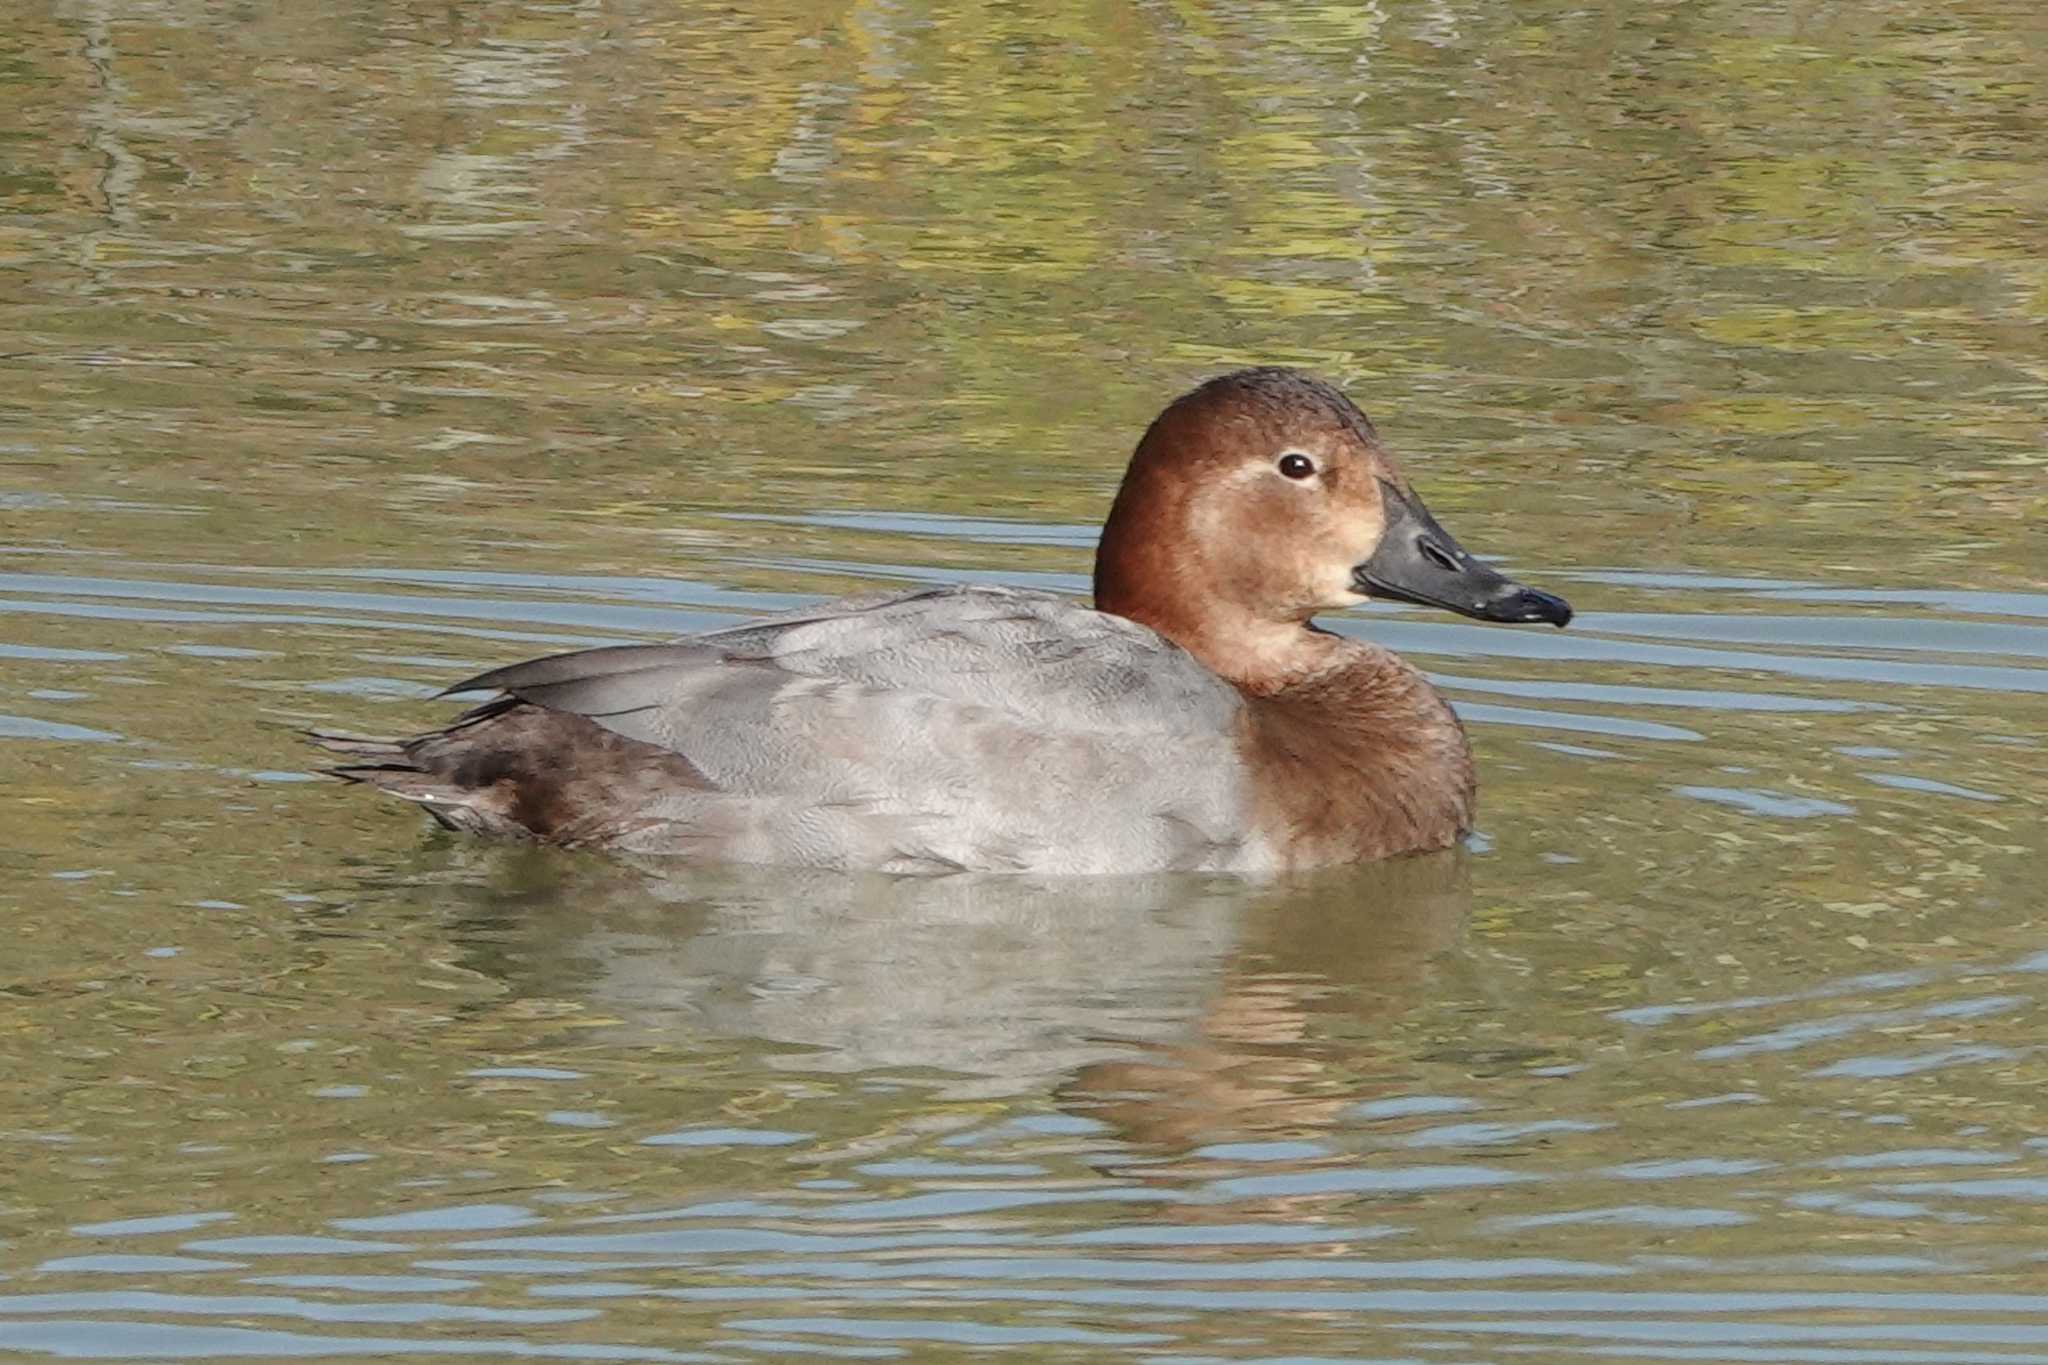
[{"left": 320, "top": 368, "right": 1570, "bottom": 874}]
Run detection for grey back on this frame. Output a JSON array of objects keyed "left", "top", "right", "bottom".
[{"left": 475, "top": 587, "right": 1262, "bottom": 874}]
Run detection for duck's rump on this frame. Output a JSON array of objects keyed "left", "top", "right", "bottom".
[{"left": 318, "top": 587, "right": 1259, "bottom": 874}]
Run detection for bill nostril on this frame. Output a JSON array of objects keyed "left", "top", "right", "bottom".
[{"left": 1419, "top": 539, "right": 1460, "bottom": 573}]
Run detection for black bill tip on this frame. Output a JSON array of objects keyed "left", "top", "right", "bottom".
[{"left": 1489, "top": 585, "right": 1573, "bottom": 628}]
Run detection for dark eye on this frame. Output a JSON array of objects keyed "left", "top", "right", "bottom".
[{"left": 1278, "top": 452, "right": 1316, "bottom": 480}]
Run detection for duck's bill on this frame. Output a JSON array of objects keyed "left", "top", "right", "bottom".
[{"left": 1352, "top": 480, "right": 1573, "bottom": 628}]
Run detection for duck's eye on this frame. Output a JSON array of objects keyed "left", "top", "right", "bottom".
[{"left": 1278, "top": 452, "right": 1316, "bottom": 480}]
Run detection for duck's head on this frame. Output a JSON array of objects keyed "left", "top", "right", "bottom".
[{"left": 1093, "top": 367, "right": 1571, "bottom": 675}]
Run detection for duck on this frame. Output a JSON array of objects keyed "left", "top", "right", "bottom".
[{"left": 318, "top": 367, "right": 1571, "bottom": 875}]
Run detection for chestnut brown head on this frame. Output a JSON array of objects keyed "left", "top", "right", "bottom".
[{"left": 1093, "top": 369, "right": 1570, "bottom": 667}]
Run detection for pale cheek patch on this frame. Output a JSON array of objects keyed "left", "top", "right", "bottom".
[
  {"left": 1189, "top": 465, "right": 1293, "bottom": 551},
  {"left": 1322, "top": 482, "right": 1386, "bottom": 605},
  {"left": 1343, "top": 517, "right": 1385, "bottom": 565},
  {"left": 1189, "top": 465, "right": 1271, "bottom": 534},
  {"left": 1328, "top": 570, "right": 1371, "bottom": 606}
]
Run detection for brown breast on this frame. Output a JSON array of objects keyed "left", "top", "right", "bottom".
[{"left": 1237, "top": 645, "right": 1477, "bottom": 867}]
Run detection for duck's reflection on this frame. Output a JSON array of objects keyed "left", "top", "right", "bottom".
[
  {"left": 1061, "top": 855, "right": 1471, "bottom": 1150},
  {"left": 441, "top": 850, "right": 1471, "bottom": 1142}
]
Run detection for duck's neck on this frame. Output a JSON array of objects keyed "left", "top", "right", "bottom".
[{"left": 1114, "top": 600, "right": 1335, "bottom": 697}]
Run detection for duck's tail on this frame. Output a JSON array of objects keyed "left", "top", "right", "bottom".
[
  {"left": 307, "top": 724, "right": 518, "bottom": 837},
  {"left": 307, "top": 699, "right": 706, "bottom": 846}
]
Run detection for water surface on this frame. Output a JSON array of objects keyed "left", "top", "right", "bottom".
[{"left": 3, "top": 0, "right": 2047, "bottom": 1360}]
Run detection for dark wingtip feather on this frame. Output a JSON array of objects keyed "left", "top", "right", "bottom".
[
  {"left": 304, "top": 728, "right": 407, "bottom": 760},
  {"left": 438, "top": 645, "right": 715, "bottom": 701},
  {"left": 323, "top": 763, "right": 406, "bottom": 784},
  {"left": 439, "top": 671, "right": 509, "bottom": 699}
]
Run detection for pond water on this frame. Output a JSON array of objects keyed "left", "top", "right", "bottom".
[{"left": 3, "top": 0, "right": 2047, "bottom": 1360}]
